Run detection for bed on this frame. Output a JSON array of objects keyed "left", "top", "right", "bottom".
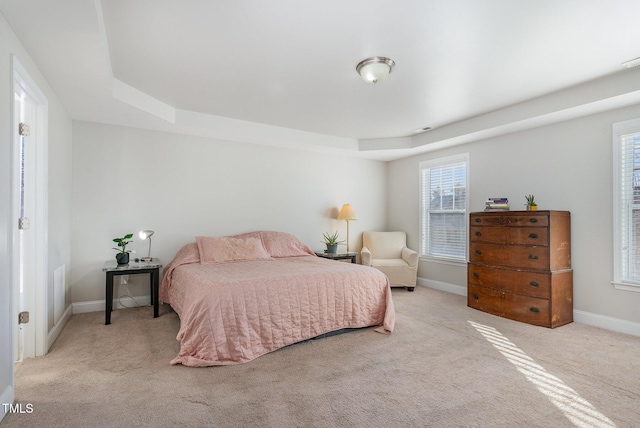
[{"left": 159, "top": 231, "right": 395, "bottom": 366}]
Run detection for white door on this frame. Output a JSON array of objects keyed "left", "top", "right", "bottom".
[
  {"left": 13, "top": 96, "right": 33, "bottom": 361},
  {"left": 12, "top": 56, "right": 48, "bottom": 361}
]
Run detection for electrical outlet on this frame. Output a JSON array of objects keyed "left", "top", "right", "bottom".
[{"left": 120, "top": 275, "right": 129, "bottom": 285}]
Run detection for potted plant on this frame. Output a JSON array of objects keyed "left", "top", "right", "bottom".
[
  {"left": 112, "top": 233, "right": 134, "bottom": 265},
  {"left": 525, "top": 194, "right": 538, "bottom": 211},
  {"left": 322, "top": 231, "right": 344, "bottom": 254}
]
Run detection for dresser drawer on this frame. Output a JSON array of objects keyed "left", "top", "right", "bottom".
[
  {"left": 467, "top": 263, "right": 551, "bottom": 298},
  {"left": 468, "top": 284, "right": 551, "bottom": 327},
  {"left": 469, "top": 242, "right": 550, "bottom": 270},
  {"left": 470, "top": 213, "right": 549, "bottom": 227},
  {"left": 470, "top": 225, "right": 549, "bottom": 245}
]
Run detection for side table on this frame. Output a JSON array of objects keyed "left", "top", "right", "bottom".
[
  {"left": 102, "top": 258, "right": 162, "bottom": 325},
  {"left": 314, "top": 252, "right": 357, "bottom": 263}
]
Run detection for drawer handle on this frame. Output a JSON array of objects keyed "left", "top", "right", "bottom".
[
  {"left": 475, "top": 218, "right": 481, "bottom": 223},
  {"left": 528, "top": 254, "right": 538, "bottom": 260},
  {"left": 475, "top": 249, "right": 482, "bottom": 255},
  {"left": 528, "top": 233, "right": 538, "bottom": 239},
  {"left": 472, "top": 294, "right": 479, "bottom": 300},
  {"left": 529, "top": 218, "right": 538, "bottom": 223},
  {"left": 529, "top": 281, "right": 539, "bottom": 288},
  {"left": 529, "top": 307, "right": 540, "bottom": 313},
  {"left": 475, "top": 231, "right": 481, "bottom": 237},
  {"left": 473, "top": 272, "right": 479, "bottom": 278}
]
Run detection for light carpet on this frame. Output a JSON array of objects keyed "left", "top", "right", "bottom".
[{"left": 4, "top": 286, "right": 640, "bottom": 427}]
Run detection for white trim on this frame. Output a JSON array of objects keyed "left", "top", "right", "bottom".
[
  {"left": 418, "top": 277, "right": 467, "bottom": 296},
  {"left": 72, "top": 300, "right": 105, "bottom": 314},
  {"left": 612, "top": 281, "right": 640, "bottom": 292},
  {"left": 46, "top": 305, "right": 72, "bottom": 351},
  {"left": 0, "top": 385, "right": 14, "bottom": 422},
  {"left": 574, "top": 309, "right": 640, "bottom": 338},
  {"left": 72, "top": 295, "right": 153, "bottom": 314},
  {"left": 11, "top": 55, "right": 49, "bottom": 359}
]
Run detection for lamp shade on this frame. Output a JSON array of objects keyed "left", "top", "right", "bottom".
[
  {"left": 356, "top": 57, "right": 395, "bottom": 84},
  {"left": 139, "top": 230, "right": 154, "bottom": 240},
  {"left": 337, "top": 204, "right": 357, "bottom": 221}
]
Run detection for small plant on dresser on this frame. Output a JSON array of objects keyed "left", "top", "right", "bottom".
[{"left": 525, "top": 194, "right": 538, "bottom": 211}]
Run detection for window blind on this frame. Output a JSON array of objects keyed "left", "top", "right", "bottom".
[
  {"left": 617, "top": 130, "right": 640, "bottom": 284},
  {"left": 420, "top": 155, "right": 468, "bottom": 261}
]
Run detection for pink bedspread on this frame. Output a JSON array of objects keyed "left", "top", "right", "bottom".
[{"left": 161, "top": 244, "right": 395, "bottom": 366}]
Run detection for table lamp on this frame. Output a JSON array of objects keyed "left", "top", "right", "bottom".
[
  {"left": 138, "top": 230, "right": 154, "bottom": 262},
  {"left": 337, "top": 204, "right": 357, "bottom": 252}
]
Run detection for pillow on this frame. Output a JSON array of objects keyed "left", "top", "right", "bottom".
[
  {"left": 196, "top": 236, "right": 271, "bottom": 264},
  {"left": 172, "top": 242, "right": 200, "bottom": 265},
  {"left": 258, "top": 231, "right": 315, "bottom": 258}
]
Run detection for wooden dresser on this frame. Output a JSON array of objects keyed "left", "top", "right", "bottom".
[{"left": 467, "top": 210, "right": 573, "bottom": 328}]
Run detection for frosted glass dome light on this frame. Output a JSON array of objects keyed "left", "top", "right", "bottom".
[{"left": 356, "top": 57, "right": 395, "bottom": 84}]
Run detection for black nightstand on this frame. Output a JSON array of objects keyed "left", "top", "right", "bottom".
[
  {"left": 314, "top": 252, "right": 357, "bottom": 263},
  {"left": 102, "top": 258, "right": 162, "bottom": 325}
]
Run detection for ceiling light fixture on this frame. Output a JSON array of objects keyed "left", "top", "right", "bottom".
[
  {"left": 622, "top": 57, "right": 640, "bottom": 68},
  {"left": 356, "top": 56, "right": 395, "bottom": 84}
]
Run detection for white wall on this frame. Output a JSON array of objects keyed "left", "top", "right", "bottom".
[
  {"left": 71, "top": 121, "right": 387, "bottom": 304},
  {"left": 388, "top": 102, "right": 640, "bottom": 329},
  {"left": 46, "top": 81, "right": 73, "bottom": 334},
  {"left": 0, "top": 11, "right": 72, "bottom": 420}
]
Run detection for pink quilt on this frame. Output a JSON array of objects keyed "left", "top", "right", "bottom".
[{"left": 160, "top": 232, "right": 395, "bottom": 366}]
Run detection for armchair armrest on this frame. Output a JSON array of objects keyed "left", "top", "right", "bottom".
[
  {"left": 401, "top": 247, "right": 418, "bottom": 267},
  {"left": 361, "top": 246, "right": 372, "bottom": 266}
]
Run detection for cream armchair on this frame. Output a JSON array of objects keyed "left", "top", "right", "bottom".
[{"left": 361, "top": 231, "right": 418, "bottom": 291}]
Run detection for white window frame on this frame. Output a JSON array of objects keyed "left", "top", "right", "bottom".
[
  {"left": 419, "top": 153, "right": 469, "bottom": 265},
  {"left": 613, "top": 118, "right": 640, "bottom": 292}
]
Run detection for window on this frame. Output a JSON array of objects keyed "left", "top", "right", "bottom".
[
  {"left": 613, "top": 119, "right": 640, "bottom": 291},
  {"left": 419, "top": 153, "right": 468, "bottom": 262}
]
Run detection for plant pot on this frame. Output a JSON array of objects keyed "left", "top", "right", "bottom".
[
  {"left": 527, "top": 205, "right": 538, "bottom": 211},
  {"left": 116, "top": 252, "right": 130, "bottom": 265},
  {"left": 325, "top": 244, "right": 338, "bottom": 254}
]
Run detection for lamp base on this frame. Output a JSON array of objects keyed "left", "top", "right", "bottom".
[{"left": 140, "top": 257, "right": 153, "bottom": 262}]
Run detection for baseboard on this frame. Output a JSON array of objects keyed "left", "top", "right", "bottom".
[
  {"left": 72, "top": 295, "right": 151, "bottom": 314},
  {"left": 47, "top": 304, "right": 72, "bottom": 351},
  {"left": 418, "top": 277, "right": 640, "bottom": 338},
  {"left": 0, "top": 385, "right": 14, "bottom": 422},
  {"left": 417, "top": 277, "right": 467, "bottom": 296},
  {"left": 574, "top": 309, "right": 640, "bottom": 337}
]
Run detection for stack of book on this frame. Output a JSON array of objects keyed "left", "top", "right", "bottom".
[{"left": 485, "top": 197, "right": 510, "bottom": 211}]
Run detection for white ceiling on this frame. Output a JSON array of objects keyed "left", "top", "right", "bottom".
[{"left": 2, "top": 0, "right": 640, "bottom": 160}]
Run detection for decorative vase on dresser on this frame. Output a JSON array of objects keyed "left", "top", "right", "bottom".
[{"left": 467, "top": 210, "right": 573, "bottom": 328}]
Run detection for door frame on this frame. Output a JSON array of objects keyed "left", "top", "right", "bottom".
[{"left": 11, "top": 55, "right": 48, "bottom": 359}]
